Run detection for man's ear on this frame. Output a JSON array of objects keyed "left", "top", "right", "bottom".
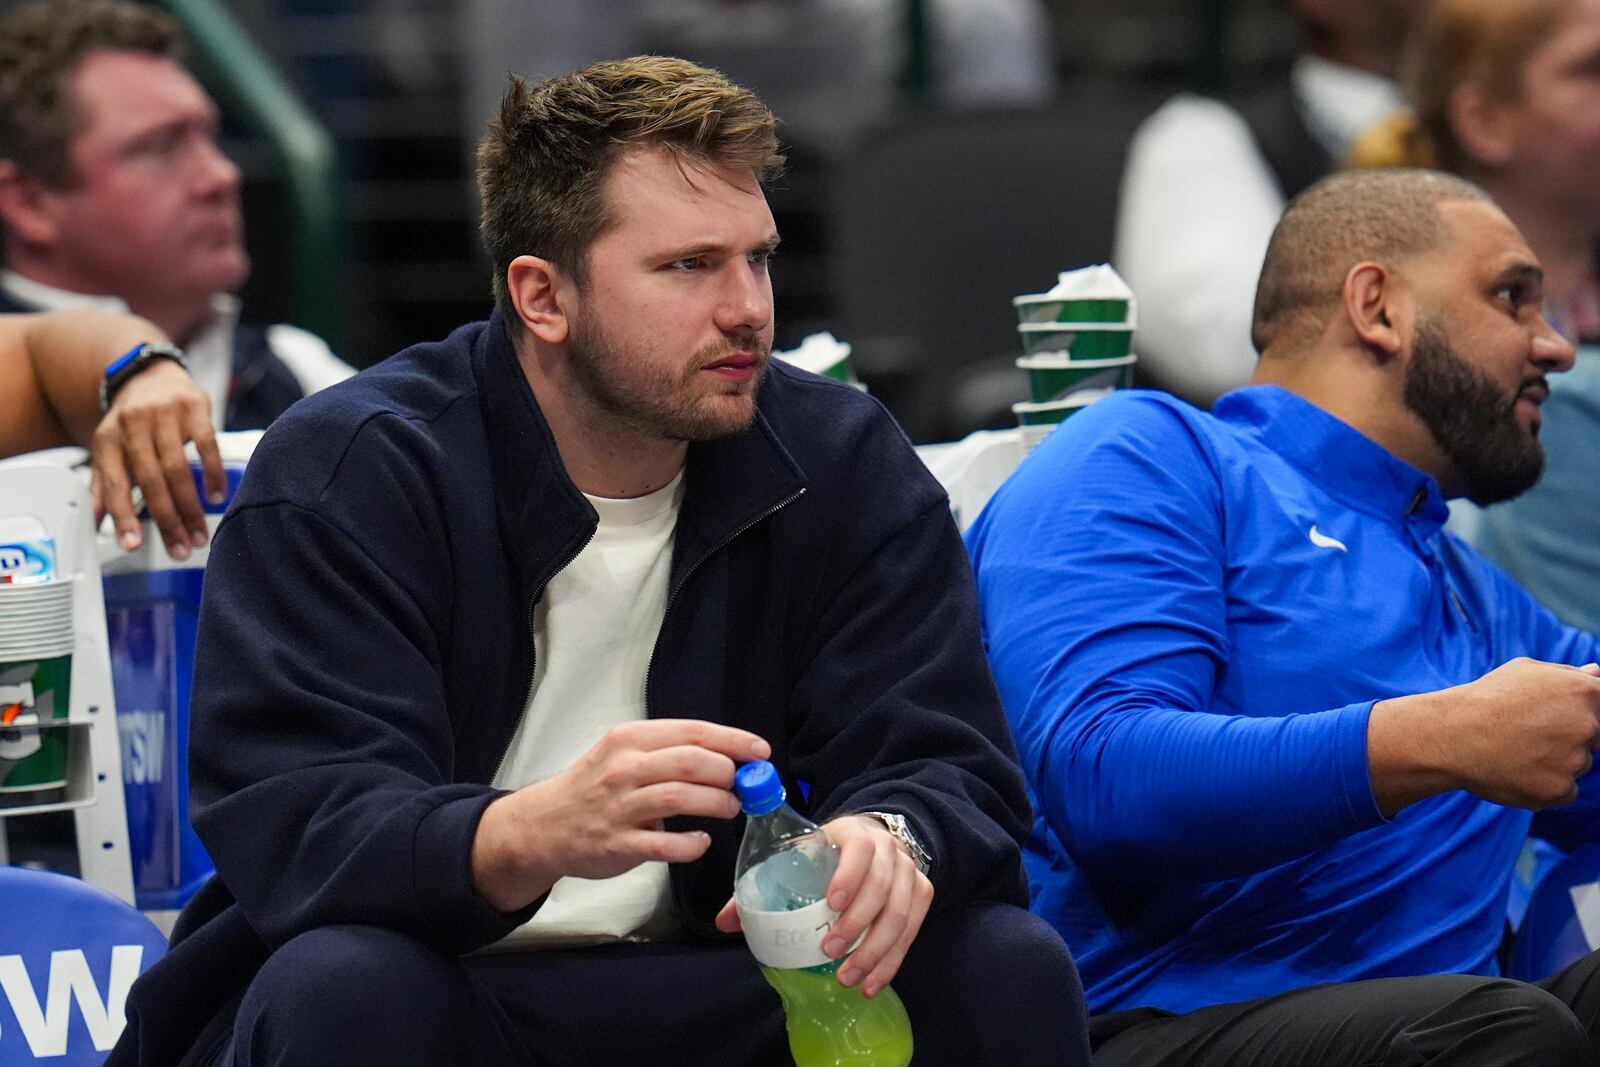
[
  {"left": 505, "top": 254, "right": 571, "bottom": 344},
  {"left": 1343, "top": 261, "right": 1410, "bottom": 364},
  {"left": 0, "top": 161, "right": 62, "bottom": 247},
  {"left": 1447, "top": 83, "right": 1515, "bottom": 169}
]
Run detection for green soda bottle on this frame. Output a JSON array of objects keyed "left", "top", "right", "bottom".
[{"left": 732, "top": 761, "right": 914, "bottom": 1067}]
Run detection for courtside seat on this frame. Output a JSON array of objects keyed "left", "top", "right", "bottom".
[{"left": 0, "top": 866, "right": 166, "bottom": 1065}]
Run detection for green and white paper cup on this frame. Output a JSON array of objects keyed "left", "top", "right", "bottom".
[
  {"left": 1013, "top": 393, "right": 1106, "bottom": 452},
  {"left": 1017, "top": 322, "right": 1134, "bottom": 360},
  {"left": 1012, "top": 294, "right": 1133, "bottom": 326},
  {"left": 775, "top": 332, "right": 866, "bottom": 390},
  {"left": 1018, "top": 354, "right": 1136, "bottom": 402}
]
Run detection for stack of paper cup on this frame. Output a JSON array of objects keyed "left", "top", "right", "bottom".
[
  {"left": 1010, "top": 264, "right": 1137, "bottom": 451},
  {"left": 0, "top": 575, "right": 73, "bottom": 796},
  {"left": 774, "top": 331, "right": 867, "bottom": 391}
]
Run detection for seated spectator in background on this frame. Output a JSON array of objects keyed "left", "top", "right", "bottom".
[
  {"left": 460, "top": 0, "right": 1056, "bottom": 158},
  {"left": 107, "top": 56, "right": 1087, "bottom": 1067},
  {"left": 970, "top": 169, "right": 1600, "bottom": 1062},
  {"left": 1353, "top": 0, "right": 1600, "bottom": 632},
  {"left": 1115, "top": 0, "right": 1419, "bottom": 406},
  {"left": 2, "top": 307, "right": 223, "bottom": 559},
  {"left": 0, "top": 0, "right": 350, "bottom": 434}
]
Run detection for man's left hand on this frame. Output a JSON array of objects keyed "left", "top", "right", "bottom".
[{"left": 715, "top": 813, "right": 934, "bottom": 997}]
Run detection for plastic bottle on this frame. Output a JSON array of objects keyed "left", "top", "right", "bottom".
[{"left": 732, "top": 760, "right": 913, "bottom": 1067}]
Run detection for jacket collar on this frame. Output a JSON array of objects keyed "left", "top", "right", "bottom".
[
  {"left": 470, "top": 314, "right": 807, "bottom": 601},
  {"left": 1216, "top": 384, "right": 1449, "bottom": 535}
]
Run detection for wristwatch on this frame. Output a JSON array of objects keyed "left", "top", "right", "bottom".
[
  {"left": 859, "top": 811, "right": 932, "bottom": 876},
  {"left": 99, "top": 341, "right": 188, "bottom": 412}
]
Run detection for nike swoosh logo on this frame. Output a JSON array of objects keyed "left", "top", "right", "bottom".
[{"left": 1309, "top": 525, "right": 1348, "bottom": 552}]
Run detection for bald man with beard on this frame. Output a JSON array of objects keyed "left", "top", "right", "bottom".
[{"left": 972, "top": 168, "right": 1600, "bottom": 1064}]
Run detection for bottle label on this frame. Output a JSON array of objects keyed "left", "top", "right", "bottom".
[{"left": 739, "top": 897, "right": 842, "bottom": 969}]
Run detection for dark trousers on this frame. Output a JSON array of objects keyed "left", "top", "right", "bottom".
[
  {"left": 233, "top": 901, "right": 1090, "bottom": 1066},
  {"left": 1091, "top": 949, "right": 1600, "bottom": 1065}
]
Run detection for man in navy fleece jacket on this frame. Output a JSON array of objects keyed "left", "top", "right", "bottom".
[{"left": 107, "top": 56, "right": 1088, "bottom": 1067}]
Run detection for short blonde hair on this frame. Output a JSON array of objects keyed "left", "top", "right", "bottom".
[{"left": 476, "top": 56, "right": 785, "bottom": 327}]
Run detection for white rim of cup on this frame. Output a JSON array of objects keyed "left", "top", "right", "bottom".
[
  {"left": 0, "top": 617, "right": 73, "bottom": 629},
  {"left": 0, "top": 620, "right": 74, "bottom": 633},
  {"left": 1016, "top": 354, "right": 1138, "bottom": 370},
  {"left": 1017, "top": 322, "right": 1135, "bottom": 334},
  {"left": 0, "top": 596, "right": 73, "bottom": 613},
  {"left": 1012, "top": 392, "right": 1109, "bottom": 417},
  {"left": 1011, "top": 296, "right": 1138, "bottom": 328}
]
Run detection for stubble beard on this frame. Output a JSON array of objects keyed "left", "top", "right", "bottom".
[{"left": 567, "top": 308, "right": 769, "bottom": 444}]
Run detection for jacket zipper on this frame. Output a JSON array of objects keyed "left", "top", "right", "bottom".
[
  {"left": 490, "top": 527, "right": 596, "bottom": 784},
  {"left": 644, "top": 485, "right": 806, "bottom": 928},
  {"left": 644, "top": 485, "right": 806, "bottom": 702}
]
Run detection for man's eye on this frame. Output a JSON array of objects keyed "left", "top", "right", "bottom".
[
  {"left": 750, "top": 248, "right": 777, "bottom": 267},
  {"left": 128, "top": 132, "right": 180, "bottom": 161}
]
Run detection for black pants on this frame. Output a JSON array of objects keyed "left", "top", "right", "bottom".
[
  {"left": 1091, "top": 949, "right": 1600, "bottom": 1065},
  {"left": 232, "top": 901, "right": 1090, "bottom": 1066}
]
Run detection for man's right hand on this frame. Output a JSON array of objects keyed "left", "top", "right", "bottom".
[
  {"left": 1369, "top": 658, "right": 1600, "bottom": 816},
  {"left": 470, "top": 719, "right": 771, "bottom": 913}
]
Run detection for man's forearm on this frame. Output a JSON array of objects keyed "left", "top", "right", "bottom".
[
  {"left": 24, "top": 308, "right": 168, "bottom": 444},
  {"left": 1046, "top": 698, "right": 1385, "bottom": 886}
]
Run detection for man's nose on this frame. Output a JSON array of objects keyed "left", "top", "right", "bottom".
[
  {"left": 1533, "top": 313, "right": 1577, "bottom": 373},
  {"left": 714, "top": 260, "right": 773, "bottom": 336},
  {"left": 193, "top": 136, "right": 241, "bottom": 198}
]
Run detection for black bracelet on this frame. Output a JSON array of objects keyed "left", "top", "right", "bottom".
[{"left": 99, "top": 341, "right": 188, "bottom": 413}]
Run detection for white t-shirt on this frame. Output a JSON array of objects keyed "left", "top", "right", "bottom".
[{"left": 491, "top": 471, "right": 685, "bottom": 949}]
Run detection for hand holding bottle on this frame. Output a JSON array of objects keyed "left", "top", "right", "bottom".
[
  {"left": 725, "top": 762, "right": 914, "bottom": 1067},
  {"left": 718, "top": 812, "right": 932, "bottom": 996},
  {"left": 472, "top": 719, "right": 770, "bottom": 913}
]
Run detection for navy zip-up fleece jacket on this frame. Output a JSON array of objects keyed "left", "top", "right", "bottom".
[{"left": 108, "top": 314, "right": 1031, "bottom": 1065}]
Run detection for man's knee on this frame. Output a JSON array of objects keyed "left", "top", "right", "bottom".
[
  {"left": 1476, "top": 981, "right": 1590, "bottom": 1064},
  {"left": 914, "top": 902, "right": 1080, "bottom": 994},
  {"left": 236, "top": 925, "right": 477, "bottom": 1063},
  {"left": 1400, "top": 978, "right": 1590, "bottom": 1065},
  {"left": 898, "top": 902, "right": 1089, "bottom": 1063}
]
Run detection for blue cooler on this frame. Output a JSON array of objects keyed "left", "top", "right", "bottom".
[{"left": 101, "top": 442, "right": 252, "bottom": 916}]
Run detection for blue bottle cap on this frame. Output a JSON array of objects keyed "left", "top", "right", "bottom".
[{"left": 734, "top": 761, "right": 785, "bottom": 815}]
